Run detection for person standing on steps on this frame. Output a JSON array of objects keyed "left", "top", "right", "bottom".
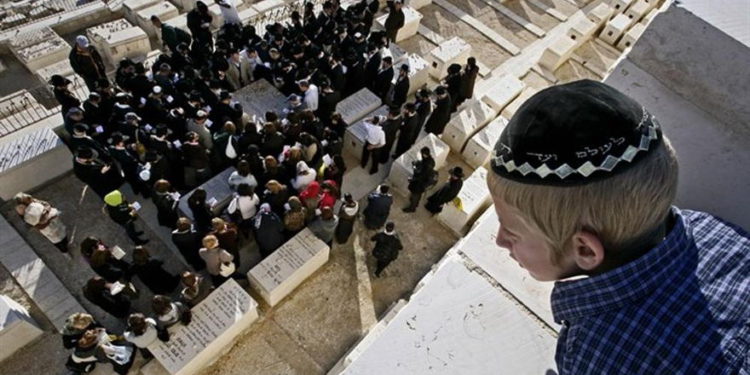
[
  {"left": 371, "top": 222, "right": 403, "bottom": 278},
  {"left": 403, "top": 147, "right": 436, "bottom": 212}
]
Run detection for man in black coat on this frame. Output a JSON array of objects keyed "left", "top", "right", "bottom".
[
  {"left": 391, "top": 64, "right": 410, "bottom": 108},
  {"left": 187, "top": 1, "right": 214, "bottom": 54},
  {"left": 73, "top": 148, "right": 124, "bottom": 198},
  {"left": 384, "top": 0, "right": 405, "bottom": 44},
  {"left": 414, "top": 88, "right": 432, "bottom": 133},
  {"left": 108, "top": 132, "right": 150, "bottom": 197},
  {"left": 425, "top": 86, "right": 451, "bottom": 135},
  {"left": 363, "top": 185, "right": 393, "bottom": 230},
  {"left": 172, "top": 217, "right": 206, "bottom": 270},
  {"left": 379, "top": 107, "right": 402, "bottom": 164},
  {"left": 69, "top": 35, "right": 107, "bottom": 91},
  {"left": 373, "top": 56, "right": 394, "bottom": 102},
  {"left": 371, "top": 222, "right": 403, "bottom": 277},
  {"left": 458, "top": 57, "right": 480, "bottom": 106},
  {"left": 364, "top": 44, "right": 382, "bottom": 90},
  {"left": 328, "top": 54, "right": 347, "bottom": 93},
  {"left": 393, "top": 102, "right": 420, "bottom": 158},
  {"left": 425, "top": 167, "right": 464, "bottom": 214},
  {"left": 317, "top": 82, "right": 341, "bottom": 123},
  {"left": 404, "top": 147, "right": 436, "bottom": 212},
  {"left": 444, "top": 63, "right": 462, "bottom": 112}
]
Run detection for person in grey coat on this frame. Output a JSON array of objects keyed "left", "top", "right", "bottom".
[
  {"left": 308, "top": 206, "right": 339, "bottom": 246},
  {"left": 363, "top": 185, "right": 393, "bottom": 230}
]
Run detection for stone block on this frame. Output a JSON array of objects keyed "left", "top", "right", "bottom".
[
  {"left": 609, "top": 0, "right": 635, "bottom": 13},
  {"left": 588, "top": 2, "right": 615, "bottom": 26},
  {"left": 343, "top": 106, "right": 389, "bottom": 160},
  {"left": 0, "top": 295, "right": 43, "bottom": 363},
  {"left": 501, "top": 88, "right": 538, "bottom": 120},
  {"left": 247, "top": 228, "right": 330, "bottom": 306},
  {"left": 406, "top": 0, "right": 431, "bottom": 9},
  {"left": 617, "top": 22, "right": 646, "bottom": 50},
  {"left": 427, "top": 37, "right": 471, "bottom": 79},
  {"left": 624, "top": 0, "right": 656, "bottom": 24},
  {"left": 436, "top": 166, "right": 492, "bottom": 236},
  {"left": 136, "top": 1, "right": 180, "bottom": 39},
  {"left": 599, "top": 13, "right": 631, "bottom": 46},
  {"left": 336, "top": 88, "right": 382, "bottom": 125},
  {"left": 35, "top": 60, "right": 74, "bottom": 86},
  {"left": 149, "top": 279, "right": 259, "bottom": 375},
  {"left": 10, "top": 28, "right": 69, "bottom": 72},
  {"left": 87, "top": 19, "right": 151, "bottom": 68},
  {"left": 538, "top": 34, "right": 578, "bottom": 71},
  {"left": 177, "top": 167, "right": 236, "bottom": 220},
  {"left": 394, "top": 53, "right": 430, "bottom": 95},
  {"left": 0, "top": 128, "right": 72, "bottom": 201},
  {"left": 376, "top": 6, "right": 422, "bottom": 42},
  {"left": 462, "top": 116, "right": 507, "bottom": 169},
  {"left": 567, "top": 15, "right": 599, "bottom": 49},
  {"left": 123, "top": 0, "right": 160, "bottom": 24},
  {"left": 641, "top": 7, "right": 659, "bottom": 25},
  {"left": 388, "top": 134, "right": 450, "bottom": 195},
  {"left": 442, "top": 99, "right": 498, "bottom": 153},
  {"left": 234, "top": 79, "right": 289, "bottom": 120},
  {"left": 480, "top": 75, "right": 525, "bottom": 113}
]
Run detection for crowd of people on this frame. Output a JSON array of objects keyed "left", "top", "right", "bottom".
[{"left": 19, "top": 0, "right": 481, "bottom": 372}]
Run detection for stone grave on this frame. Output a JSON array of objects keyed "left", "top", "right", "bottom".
[
  {"left": 336, "top": 88, "right": 382, "bottom": 125},
  {"left": 436, "top": 166, "right": 492, "bottom": 236},
  {"left": 642, "top": 7, "right": 660, "bottom": 25},
  {"left": 394, "top": 53, "right": 430, "bottom": 95},
  {"left": 234, "top": 79, "right": 289, "bottom": 121},
  {"left": 427, "top": 37, "right": 471, "bottom": 79},
  {"left": 624, "top": 0, "right": 656, "bottom": 24},
  {"left": 343, "top": 105, "right": 389, "bottom": 160},
  {"left": 480, "top": 74, "right": 525, "bottom": 113},
  {"left": 136, "top": 1, "right": 180, "bottom": 39},
  {"left": 177, "top": 167, "right": 236, "bottom": 221},
  {"left": 87, "top": 19, "right": 151, "bottom": 68},
  {"left": 35, "top": 60, "right": 74, "bottom": 86},
  {"left": 123, "top": 0, "right": 160, "bottom": 25},
  {"left": 567, "top": 14, "right": 599, "bottom": 50},
  {"left": 0, "top": 128, "right": 72, "bottom": 201},
  {"left": 539, "top": 34, "right": 578, "bottom": 72},
  {"left": 148, "top": 279, "right": 259, "bottom": 375},
  {"left": 8, "top": 26, "right": 58, "bottom": 51},
  {"left": 375, "top": 6, "right": 422, "bottom": 42},
  {"left": 388, "top": 133, "right": 450, "bottom": 195},
  {"left": 617, "top": 22, "right": 646, "bottom": 50},
  {"left": 441, "top": 99, "right": 498, "bottom": 153},
  {"left": 599, "top": 13, "right": 631, "bottom": 46},
  {"left": 0, "top": 295, "right": 43, "bottom": 363},
  {"left": 9, "top": 28, "right": 69, "bottom": 72},
  {"left": 610, "top": 0, "right": 636, "bottom": 13},
  {"left": 247, "top": 228, "right": 330, "bottom": 306},
  {"left": 462, "top": 116, "right": 507, "bottom": 169},
  {"left": 587, "top": 2, "right": 615, "bottom": 26}
]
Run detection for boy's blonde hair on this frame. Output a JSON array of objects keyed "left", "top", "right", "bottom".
[{"left": 488, "top": 137, "right": 679, "bottom": 265}]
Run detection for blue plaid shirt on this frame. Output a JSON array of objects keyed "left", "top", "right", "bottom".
[{"left": 552, "top": 208, "right": 750, "bottom": 374}]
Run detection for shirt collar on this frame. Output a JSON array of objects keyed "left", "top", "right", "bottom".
[{"left": 551, "top": 208, "right": 693, "bottom": 323}]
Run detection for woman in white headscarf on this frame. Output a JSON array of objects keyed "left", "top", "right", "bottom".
[
  {"left": 14, "top": 193, "right": 69, "bottom": 253},
  {"left": 291, "top": 160, "right": 316, "bottom": 192}
]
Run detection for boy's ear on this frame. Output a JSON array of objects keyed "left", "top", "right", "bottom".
[{"left": 570, "top": 230, "right": 605, "bottom": 271}]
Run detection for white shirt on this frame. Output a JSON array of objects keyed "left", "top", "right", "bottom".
[
  {"left": 229, "top": 194, "right": 260, "bottom": 220},
  {"left": 124, "top": 319, "right": 158, "bottom": 348},
  {"left": 303, "top": 84, "right": 319, "bottom": 111},
  {"left": 228, "top": 171, "right": 257, "bottom": 191},
  {"left": 364, "top": 121, "right": 386, "bottom": 147},
  {"left": 217, "top": 0, "right": 241, "bottom": 25}
]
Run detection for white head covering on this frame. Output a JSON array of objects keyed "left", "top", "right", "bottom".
[{"left": 23, "top": 202, "right": 45, "bottom": 226}]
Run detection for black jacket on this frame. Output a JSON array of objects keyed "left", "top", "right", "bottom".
[
  {"left": 426, "top": 178, "right": 464, "bottom": 213},
  {"left": 371, "top": 232, "right": 403, "bottom": 261},
  {"left": 425, "top": 94, "right": 451, "bottom": 135},
  {"left": 408, "top": 156, "right": 436, "bottom": 193},
  {"left": 392, "top": 76, "right": 409, "bottom": 107},
  {"left": 363, "top": 192, "right": 393, "bottom": 229}
]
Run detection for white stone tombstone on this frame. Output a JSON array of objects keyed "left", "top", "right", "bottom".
[
  {"left": 480, "top": 75, "right": 525, "bottom": 113},
  {"left": 441, "top": 99, "right": 498, "bottom": 153},
  {"left": 10, "top": 29, "right": 69, "bottom": 72},
  {"left": 343, "top": 105, "right": 389, "bottom": 160},
  {"left": 436, "top": 166, "right": 491, "bottom": 236},
  {"left": 388, "top": 133, "right": 450, "bottom": 195},
  {"left": 567, "top": 14, "right": 599, "bottom": 49},
  {"left": 538, "top": 34, "right": 578, "bottom": 71},
  {"left": 136, "top": 1, "right": 180, "bottom": 39},
  {"left": 462, "top": 116, "right": 507, "bottom": 169},
  {"left": 9, "top": 26, "right": 58, "bottom": 51},
  {"left": 148, "top": 279, "right": 259, "bottom": 375},
  {"left": 35, "top": 60, "right": 74, "bottom": 86},
  {"left": 406, "top": 0, "right": 431, "bottom": 10},
  {"left": 427, "top": 37, "right": 472, "bottom": 79},
  {"left": 87, "top": 19, "right": 151, "bottom": 68},
  {"left": 123, "top": 0, "right": 160, "bottom": 25},
  {"left": 394, "top": 53, "right": 430, "bottom": 95},
  {"left": 336, "top": 88, "right": 382, "bottom": 125},
  {"left": 617, "top": 22, "right": 646, "bottom": 50},
  {"left": 599, "top": 13, "right": 631, "bottom": 46},
  {"left": 375, "top": 6, "right": 422, "bottom": 42},
  {"left": 247, "top": 228, "right": 330, "bottom": 306},
  {"left": 0, "top": 295, "right": 43, "bottom": 363},
  {"left": 234, "top": 79, "right": 289, "bottom": 120},
  {"left": 610, "top": 0, "right": 636, "bottom": 13},
  {"left": 624, "top": 0, "right": 656, "bottom": 24},
  {"left": 587, "top": 2, "right": 615, "bottom": 26}
]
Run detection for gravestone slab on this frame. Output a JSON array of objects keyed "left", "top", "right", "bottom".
[
  {"left": 617, "top": 22, "right": 645, "bottom": 50},
  {"left": 588, "top": 2, "right": 615, "bottom": 26},
  {"left": 624, "top": 0, "right": 655, "bottom": 24},
  {"left": 0, "top": 295, "right": 43, "bottom": 363},
  {"left": 35, "top": 60, "right": 74, "bottom": 86},
  {"left": 462, "top": 116, "right": 507, "bottom": 169},
  {"left": 567, "top": 14, "right": 599, "bottom": 49},
  {"left": 149, "top": 279, "right": 259, "bottom": 375},
  {"left": 599, "top": 13, "right": 631, "bottom": 46},
  {"left": 610, "top": 0, "right": 636, "bottom": 13},
  {"left": 10, "top": 29, "right": 69, "bottom": 72},
  {"left": 436, "top": 166, "right": 491, "bottom": 235},
  {"left": 394, "top": 53, "right": 430, "bottom": 95},
  {"left": 427, "top": 37, "right": 471, "bottom": 79},
  {"left": 0, "top": 128, "right": 72, "bottom": 201},
  {"left": 87, "top": 19, "right": 150, "bottom": 68},
  {"left": 539, "top": 34, "right": 578, "bottom": 71},
  {"left": 343, "top": 105, "right": 389, "bottom": 160},
  {"left": 480, "top": 74, "right": 524, "bottom": 113},
  {"left": 123, "top": 0, "right": 160, "bottom": 24},
  {"left": 388, "top": 133, "right": 450, "bottom": 195},
  {"left": 442, "top": 99, "right": 498, "bottom": 153},
  {"left": 234, "top": 79, "right": 288, "bottom": 120},
  {"left": 247, "top": 228, "right": 330, "bottom": 306},
  {"left": 9, "top": 26, "right": 58, "bottom": 51},
  {"left": 336, "top": 88, "right": 382, "bottom": 125},
  {"left": 376, "top": 6, "right": 422, "bottom": 42},
  {"left": 136, "top": 1, "right": 179, "bottom": 39},
  {"left": 177, "top": 167, "right": 236, "bottom": 221}
]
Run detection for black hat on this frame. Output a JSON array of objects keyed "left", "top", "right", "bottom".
[
  {"left": 48, "top": 75, "right": 70, "bottom": 86},
  {"left": 451, "top": 166, "right": 464, "bottom": 178},
  {"left": 109, "top": 132, "right": 129, "bottom": 145},
  {"left": 400, "top": 64, "right": 409, "bottom": 72},
  {"left": 76, "top": 147, "right": 93, "bottom": 159},
  {"left": 219, "top": 91, "right": 232, "bottom": 101},
  {"left": 491, "top": 80, "right": 663, "bottom": 186},
  {"left": 434, "top": 86, "right": 446, "bottom": 95}
]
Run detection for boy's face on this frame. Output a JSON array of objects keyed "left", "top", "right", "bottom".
[{"left": 492, "top": 196, "right": 575, "bottom": 281}]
